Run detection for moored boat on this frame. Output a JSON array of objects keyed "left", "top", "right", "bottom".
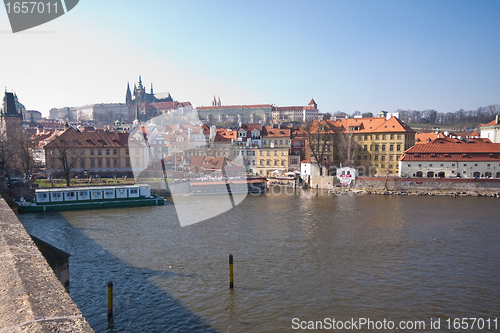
[{"left": 16, "top": 184, "right": 165, "bottom": 213}]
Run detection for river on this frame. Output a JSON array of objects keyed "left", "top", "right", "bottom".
[{"left": 18, "top": 189, "right": 500, "bottom": 332}]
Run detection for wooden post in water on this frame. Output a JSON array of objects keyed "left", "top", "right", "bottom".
[
  {"left": 107, "top": 282, "right": 113, "bottom": 317},
  {"left": 229, "top": 254, "right": 234, "bottom": 289}
]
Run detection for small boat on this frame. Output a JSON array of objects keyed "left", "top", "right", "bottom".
[{"left": 16, "top": 184, "right": 165, "bottom": 213}]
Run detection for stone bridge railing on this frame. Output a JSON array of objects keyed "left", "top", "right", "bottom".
[{"left": 0, "top": 197, "right": 93, "bottom": 332}]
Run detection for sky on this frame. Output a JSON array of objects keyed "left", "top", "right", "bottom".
[{"left": 1, "top": 0, "right": 500, "bottom": 118}]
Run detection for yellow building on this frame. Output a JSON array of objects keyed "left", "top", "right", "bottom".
[
  {"left": 308, "top": 116, "right": 415, "bottom": 175},
  {"left": 44, "top": 127, "right": 132, "bottom": 177},
  {"left": 256, "top": 125, "right": 291, "bottom": 176}
]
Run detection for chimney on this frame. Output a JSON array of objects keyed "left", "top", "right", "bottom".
[
  {"left": 278, "top": 123, "right": 281, "bottom": 129},
  {"left": 496, "top": 114, "right": 499, "bottom": 124}
]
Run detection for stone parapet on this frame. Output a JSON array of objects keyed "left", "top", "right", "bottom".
[{"left": 0, "top": 197, "right": 93, "bottom": 332}]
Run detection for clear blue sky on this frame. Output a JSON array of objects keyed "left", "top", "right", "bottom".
[{"left": 1, "top": 0, "right": 499, "bottom": 117}]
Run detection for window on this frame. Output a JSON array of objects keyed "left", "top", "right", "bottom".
[
  {"left": 382, "top": 134, "right": 386, "bottom": 140},
  {"left": 381, "top": 155, "right": 386, "bottom": 161},
  {"left": 452, "top": 163, "right": 455, "bottom": 166},
  {"left": 440, "top": 164, "right": 444, "bottom": 167},
  {"left": 91, "top": 159, "right": 95, "bottom": 167},
  {"left": 126, "top": 159, "right": 130, "bottom": 166},
  {"left": 281, "top": 160, "right": 285, "bottom": 166},
  {"left": 80, "top": 149, "right": 85, "bottom": 156},
  {"left": 358, "top": 155, "right": 361, "bottom": 160},
  {"left": 267, "top": 151, "right": 270, "bottom": 156},
  {"left": 429, "top": 164, "right": 433, "bottom": 167},
  {"left": 282, "top": 150, "right": 286, "bottom": 156},
  {"left": 274, "top": 160, "right": 278, "bottom": 166},
  {"left": 90, "top": 149, "right": 95, "bottom": 155},
  {"left": 263, "top": 140, "right": 266, "bottom": 145},
  {"left": 397, "top": 145, "right": 401, "bottom": 151},
  {"left": 106, "top": 159, "right": 111, "bottom": 167},
  {"left": 389, "top": 164, "right": 393, "bottom": 169},
  {"left": 375, "top": 155, "right": 379, "bottom": 160},
  {"left": 363, "top": 145, "right": 367, "bottom": 151},
  {"left": 274, "top": 151, "right": 278, "bottom": 156},
  {"left": 98, "top": 159, "right": 102, "bottom": 167},
  {"left": 260, "top": 151, "right": 263, "bottom": 156},
  {"left": 475, "top": 164, "right": 478, "bottom": 167},
  {"left": 98, "top": 149, "right": 102, "bottom": 155},
  {"left": 375, "top": 145, "right": 379, "bottom": 151},
  {"left": 252, "top": 151, "right": 255, "bottom": 156},
  {"left": 390, "top": 144, "right": 394, "bottom": 151},
  {"left": 464, "top": 164, "right": 467, "bottom": 166},
  {"left": 279, "top": 140, "right": 283, "bottom": 145},
  {"left": 114, "top": 159, "right": 118, "bottom": 166},
  {"left": 113, "top": 149, "right": 117, "bottom": 155},
  {"left": 274, "top": 140, "right": 278, "bottom": 144},
  {"left": 397, "top": 134, "right": 402, "bottom": 140},
  {"left": 126, "top": 149, "right": 129, "bottom": 155},
  {"left": 80, "top": 160, "right": 85, "bottom": 167},
  {"left": 375, "top": 135, "right": 379, "bottom": 140},
  {"left": 363, "top": 155, "right": 367, "bottom": 160},
  {"left": 408, "top": 164, "right": 411, "bottom": 167},
  {"left": 389, "top": 155, "right": 393, "bottom": 160},
  {"left": 260, "top": 160, "right": 264, "bottom": 165},
  {"left": 365, "top": 135, "right": 369, "bottom": 140},
  {"left": 266, "top": 160, "right": 271, "bottom": 166},
  {"left": 390, "top": 134, "right": 394, "bottom": 140},
  {"left": 106, "top": 149, "right": 110, "bottom": 155},
  {"left": 382, "top": 145, "right": 386, "bottom": 151}
]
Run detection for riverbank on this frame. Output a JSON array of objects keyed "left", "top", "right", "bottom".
[{"left": 328, "top": 187, "right": 500, "bottom": 197}]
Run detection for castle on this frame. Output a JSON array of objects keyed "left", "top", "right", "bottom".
[{"left": 125, "top": 75, "right": 173, "bottom": 106}]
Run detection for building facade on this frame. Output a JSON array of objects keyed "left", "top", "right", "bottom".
[
  {"left": 399, "top": 137, "right": 500, "bottom": 178},
  {"left": 44, "top": 127, "right": 132, "bottom": 177}
]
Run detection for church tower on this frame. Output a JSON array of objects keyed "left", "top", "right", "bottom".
[{"left": 126, "top": 82, "right": 132, "bottom": 106}]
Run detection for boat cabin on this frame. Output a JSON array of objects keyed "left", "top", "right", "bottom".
[{"left": 34, "top": 185, "right": 151, "bottom": 204}]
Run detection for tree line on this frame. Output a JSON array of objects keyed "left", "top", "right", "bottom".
[{"left": 324, "top": 104, "right": 500, "bottom": 126}]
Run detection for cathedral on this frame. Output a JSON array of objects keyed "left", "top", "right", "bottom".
[{"left": 125, "top": 75, "right": 173, "bottom": 106}]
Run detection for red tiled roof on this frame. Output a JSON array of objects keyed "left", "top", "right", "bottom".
[
  {"left": 400, "top": 137, "right": 500, "bottom": 162},
  {"left": 328, "top": 116, "right": 415, "bottom": 134},
  {"left": 262, "top": 125, "right": 291, "bottom": 137},
  {"left": 415, "top": 132, "right": 445, "bottom": 144},
  {"left": 44, "top": 127, "right": 129, "bottom": 148},
  {"left": 481, "top": 118, "right": 500, "bottom": 127}
]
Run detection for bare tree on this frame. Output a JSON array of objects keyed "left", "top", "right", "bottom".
[
  {"left": 12, "top": 131, "right": 35, "bottom": 178},
  {"left": 337, "top": 132, "right": 360, "bottom": 167},
  {"left": 47, "top": 139, "right": 80, "bottom": 186},
  {"left": 304, "top": 120, "right": 339, "bottom": 176},
  {"left": 0, "top": 131, "right": 17, "bottom": 179}
]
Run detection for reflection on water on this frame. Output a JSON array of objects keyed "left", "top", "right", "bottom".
[{"left": 19, "top": 190, "right": 500, "bottom": 332}]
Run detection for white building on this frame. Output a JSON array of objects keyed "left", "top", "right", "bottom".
[
  {"left": 399, "top": 137, "right": 500, "bottom": 178},
  {"left": 480, "top": 115, "right": 500, "bottom": 143}
]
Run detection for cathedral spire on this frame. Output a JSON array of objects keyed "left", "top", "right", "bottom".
[
  {"left": 150, "top": 82, "right": 153, "bottom": 95},
  {"left": 138, "top": 75, "right": 143, "bottom": 90},
  {"left": 126, "top": 82, "right": 132, "bottom": 105}
]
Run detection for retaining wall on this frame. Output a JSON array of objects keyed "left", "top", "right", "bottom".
[
  {"left": 354, "top": 177, "right": 500, "bottom": 192},
  {"left": 0, "top": 197, "right": 93, "bottom": 332}
]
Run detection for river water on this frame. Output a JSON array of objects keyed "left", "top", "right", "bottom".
[{"left": 18, "top": 189, "right": 500, "bottom": 332}]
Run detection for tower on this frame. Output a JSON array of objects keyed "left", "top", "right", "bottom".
[
  {"left": 126, "top": 82, "right": 132, "bottom": 106},
  {"left": 1, "top": 91, "right": 23, "bottom": 139}
]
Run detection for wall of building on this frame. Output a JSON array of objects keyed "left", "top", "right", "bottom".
[
  {"left": 0, "top": 198, "right": 93, "bottom": 332},
  {"left": 399, "top": 160, "right": 500, "bottom": 178}
]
